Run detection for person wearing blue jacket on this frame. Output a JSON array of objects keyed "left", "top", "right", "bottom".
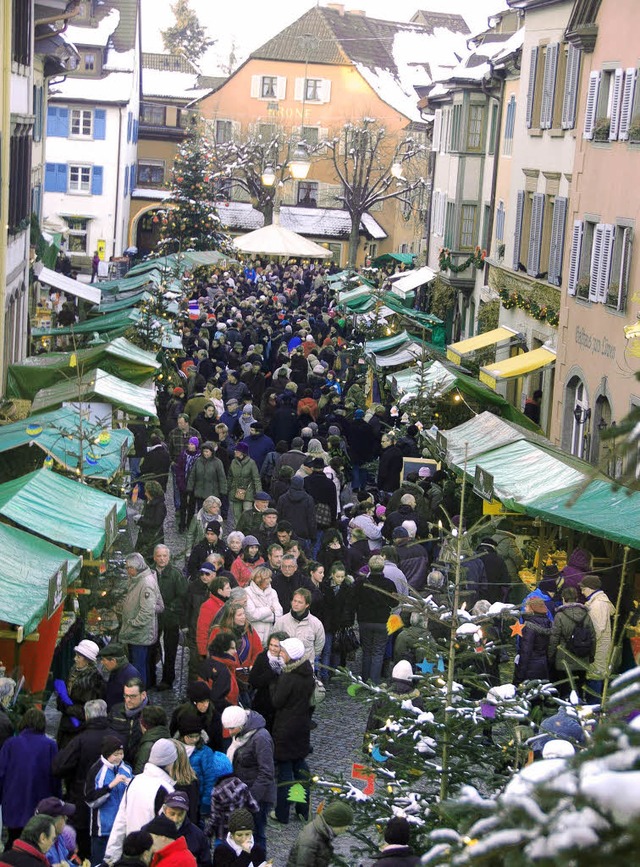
[
  {"left": 179, "top": 714, "right": 233, "bottom": 827},
  {"left": 85, "top": 735, "right": 133, "bottom": 865}
]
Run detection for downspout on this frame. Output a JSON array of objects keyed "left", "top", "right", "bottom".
[
  {"left": 113, "top": 109, "right": 123, "bottom": 256},
  {"left": 482, "top": 60, "right": 504, "bottom": 285},
  {"left": 0, "top": 0, "right": 13, "bottom": 389}
]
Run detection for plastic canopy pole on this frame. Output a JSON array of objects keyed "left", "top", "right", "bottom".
[{"left": 601, "top": 545, "right": 629, "bottom": 711}]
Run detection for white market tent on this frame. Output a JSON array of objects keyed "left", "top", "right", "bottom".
[
  {"left": 35, "top": 264, "right": 102, "bottom": 306},
  {"left": 387, "top": 265, "right": 437, "bottom": 299},
  {"left": 233, "top": 224, "right": 333, "bottom": 258}
]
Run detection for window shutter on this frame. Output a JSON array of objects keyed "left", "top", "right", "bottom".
[
  {"left": 134, "top": 119, "right": 139, "bottom": 143},
  {"left": 250, "top": 75, "right": 261, "bottom": 98},
  {"left": 319, "top": 127, "right": 329, "bottom": 142},
  {"left": 595, "top": 223, "right": 615, "bottom": 302},
  {"left": 294, "top": 78, "right": 304, "bottom": 101},
  {"left": 562, "top": 44, "right": 581, "bottom": 129},
  {"left": 276, "top": 76, "right": 287, "bottom": 99},
  {"left": 540, "top": 43, "right": 559, "bottom": 129},
  {"left": 527, "top": 192, "right": 545, "bottom": 276},
  {"left": 431, "top": 191, "right": 439, "bottom": 235},
  {"left": 567, "top": 220, "right": 583, "bottom": 295},
  {"left": 47, "top": 106, "right": 69, "bottom": 137},
  {"left": 124, "top": 165, "right": 129, "bottom": 197},
  {"left": 525, "top": 46, "right": 539, "bottom": 129},
  {"left": 44, "top": 162, "right": 57, "bottom": 191},
  {"left": 127, "top": 111, "right": 132, "bottom": 142},
  {"left": 231, "top": 120, "right": 241, "bottom": 139},
  {"left": 496, "top": 201, "right": 505, "bottom": 242},
  {"left": 589, "top": 223, "right": 604, "bottom": 301},
  {"left": 94, "top": 109, "right": 106, "bottom": 140},
  {"left": 617, "top": 227, "right": 632, "bottom": 310},
  {"left": 432, "top": 109, "right": 442, "bottom": 151},
  {"left": 130, "top": 164, "right": 136, "bottom": 190},
  {"left": 321, "top": 79, "right": 331, "bottom": 103},
  {"left": 56, "top": 163, "right": 68, "bottom": 192},
  {"left": 609, "top": 68, "right": 624, "bottom": 140},
  {"left": 46, "top": 106, "right": 58, "bottom": 136},
  {"left": 547, "top": 195, "right": 567, "bottom": 286},
  {"left": 583, "top": 70, "right": 601, "bottom": 139},
  {"left": 91, "top": 165, "right": 104, "bottom": 196},
  {"left": 618, "top": 68, "right": 637, "bottom": 140},
  {"left": 512, "top": 189, "right": 525, "bottom": 270}
]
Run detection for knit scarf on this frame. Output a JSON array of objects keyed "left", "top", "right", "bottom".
[{"left": 226, "top": 727, "right": 256, "bottom": 764}]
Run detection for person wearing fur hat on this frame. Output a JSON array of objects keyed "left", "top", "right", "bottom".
[
  {"left": 55, "top": 639, "right": 103, "bottom": 748},
  {"left": 228, "top": 444, "right": 262, "bottom": 527},
  {"left": 85, "top": 735, "right": 133, "bottom": 865},
  {"left": 186, "top": 441, "right": 228, "bottom": 512},
  {"left": 286, "top": 800, "right": 354, "bottom": 867},
  {"left": 370, "top": 816, "right": 420, "bottom": 866},
  {"left": 212, "top": 808, "right": 265, "bottom": 866},
  {"left": 269, "top": 637, "right": 315, "bottom": 825}
]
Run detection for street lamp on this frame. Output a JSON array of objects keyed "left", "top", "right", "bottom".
[
  {"left": 288, "top": 141, "right": 311, "bottom": 180},
  {"left": 391, "top": 161, "right": 404, "bottom": 179},
  {"left": 261, "top": 165, "right": 276, "bottom": 187}
]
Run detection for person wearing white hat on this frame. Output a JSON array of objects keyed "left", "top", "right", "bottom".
[
  {"left": 55, "top": 639, "right": 103, "bottom": 748},
  {"left": 270, "top": 637, "right": 315, "bottom": 825}
]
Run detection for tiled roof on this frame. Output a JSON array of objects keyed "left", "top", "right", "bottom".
[
  {"left": 250, "top": 7, "right": 349, "bottom": 65},
  {"left": 410, "top": 11, "right": 471, "bottom": 35},
  {"left": 212, "top": 202, "right": 387, "bottom": 240}
]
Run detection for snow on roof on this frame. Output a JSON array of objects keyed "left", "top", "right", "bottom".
[
  {"left": 429, "top": 28, "right": 524, "bottom": 92},
  {"left": 209, "top": 202, "right": 387, "bottom": 239},
  {"left": 491, "top": 27, "right": 525, "bottom": 64},
  {"left": 65, "top": 8, "right": 120, "bottom": 48},
  {"left": 104, "top": 47, "right": 135, "bottom": 72},
  {"left": 50, "top": 71, "right": 135, "bottom": 104},
  {"left": 142, "top": 68, "right": 211, "bottom": 101},
  {"left": 132, "top": 189, "right": 172, "bottom": 200}
]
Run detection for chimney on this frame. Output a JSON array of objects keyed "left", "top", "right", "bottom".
[
  {"left": 349, "top": 9, "right": 367, "bottom": 15},
  {"left": 326, "top": 3, "right": 345, "bottom": 15}
]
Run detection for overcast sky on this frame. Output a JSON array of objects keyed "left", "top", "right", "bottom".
[{"left": 141, "top": 0, "right": 509, "bottom": 74}]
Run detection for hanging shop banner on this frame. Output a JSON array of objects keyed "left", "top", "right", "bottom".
[
  {"left": 47, "top": 561, "right": 68, "bottom": 618},
  {"left": 104, "top": 505, "right": 118, "bottom": 550},
  {"left": 402, "top": 457, "right": 440, "bottom": 481},
  {"left": 473, "top": 465, "right": 494, "bottom": 502}
]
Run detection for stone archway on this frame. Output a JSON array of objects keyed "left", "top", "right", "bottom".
[{"left": 133, "top": 206, "right": 164, "bottom": 256}]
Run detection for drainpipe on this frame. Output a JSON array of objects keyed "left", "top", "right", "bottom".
[
  {"left": 113, "top": 108, "right": 123, "bottom": 256},
  {"left": 0, "top": 0, "right": 12, "bottom": 390},
  {"left": 482, "top": 60, "right": 504, "bottom": 284}
]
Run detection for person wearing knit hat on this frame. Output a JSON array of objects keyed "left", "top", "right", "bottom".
[
  {"left": 286, "top": 800, "right": 353, "bottom": 867},
  {"left": 278, "top": 637, "right": 305, "bottom": 663},
  {"left": 142, "top": 815, "right": 196, "bottom": 867},
  {"left": 213, "top": 808, "right": 265, "bottom": 866},
  {"left": 56, "top": 639, "right": 103, "bottom": 749},
  {"left": 220, "top": 705, "right": 249, "bottom": 733},
  {"left": 86, "top": 736, "right": 133, "bottom": 864},
  {"left": 391, "top": 660, "right": 414, "bottom": 683}
]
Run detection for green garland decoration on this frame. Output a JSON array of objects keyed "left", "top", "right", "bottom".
[
  {"left": 498, "top": 286, "right": 559, "bottom": 327},
  {"left": 438, "top": 246, "right": 485, "bottom": 273}
]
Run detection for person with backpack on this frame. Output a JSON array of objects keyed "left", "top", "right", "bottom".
[
  {"left": 580, "top": 575, "right": 615, "bottom": 699},
  {"left": 548, "top": 586, "right": 596, "bottom": 700}
]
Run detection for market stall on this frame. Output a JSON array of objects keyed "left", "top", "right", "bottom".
[{"left": 31, "top": 368, "right": 157, "bottom": 421}]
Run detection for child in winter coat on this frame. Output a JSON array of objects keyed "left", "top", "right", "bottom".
[
  {"left": 85, "top": 735, "right": 133, "bottom": 866},
  {"left": 206, "top": 771, "right": 259, "bottom": 844},
  {"left": 178, "top": 715, "right": 234, "bottom": 826}
]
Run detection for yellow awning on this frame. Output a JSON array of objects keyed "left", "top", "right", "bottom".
[
  {"left": 479, "top": 347, "right": 556, "bottom": 390},
  {"left": 447, "top": 327, "right": 517, "bottom": 364}
]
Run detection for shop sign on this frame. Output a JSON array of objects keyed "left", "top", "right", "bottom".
[
  {"left": 47, "top": 561, "right": 68, "bottom": 618},
  {"left": 104, "top": 505, "right": 118, "bottom": 550},
  {"left": 473, "top": 465, "right": 494, "bottom": 502}
]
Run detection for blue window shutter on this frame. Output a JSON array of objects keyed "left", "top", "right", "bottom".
[
  {"left": 46, "top": 106, "right": 56, "bottom": 136},
  {"left": 91, "top": 165, "right": 104, "bottom": 195},
  {"left": 47, "top": 106, "right": 68, "bottom": 137},
  {"left": 94, "top": 109, "right": 106, "bottom": 140},
  {"left": 130, "top": 164, "right": 136, "bottom": 190},
  {"left": 127, "top": 111, "right": 132, "bottom": 142},
  {"left": 134, "top": 119, "right": 138, "bottom": 142},
  {"left": 56, "top": 163, "right": 68, "bottom": 192},
  {"left": 124, "top": 165, "right": 129, "bottom": 196},
  {"left": 58, "top": 107, "right": 69, "bottom": 137},
  {"left": 44, "top": 162, "right": 57, "bottom": 191}
]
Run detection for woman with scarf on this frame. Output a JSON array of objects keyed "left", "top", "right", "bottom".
[
  {"left": 208, "top": 605, "right": 262, "bottom": 707},
  {"left": 175, "top": 437, "right": 200, "bottom": 533},
  {"left": 238, "top": 404, "right": 258, "bottom": 439},
  {"left": 135, "top": 481, "right": 167, "bottom": 562},
  {"left": 198, "top": 632, "right": 238, "bottom": 709},
  {"left": 247, "top": 632, "right": 287, "bottom": 732},
  {"left": 55, "top": 639, "right": 103, "bottom": 748},
  {"left": 230, "top": 536, "right": 265, "bottom": 588},
  {"left": 186, "top": 496, "right": 223, "bottom": 553}
]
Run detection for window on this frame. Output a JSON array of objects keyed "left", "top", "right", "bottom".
[
  {"left": 257, "top": 123, "right": 276, "bottom": 141},
  {"left": 444, "top": 201, "right": 455, "bottom": 248},
  {"left": 69, "top": 165, "right": 92, "bottom": 194},
  {"left": 607, "top": 225, "right": 633, "bottom": 311},
  {"left": 31, "top": 183, "right": 42, "bottom": 220},
  {"left": 8, "top": 128, "right": 32, "bottom": 232},
  {"left": 466, "top": 104, "right": 484, "bottom": 150},
  {"left": 178, "top": 109, "right": 196, "bottom": 129},
  {"left": 584, "top": 68, "right": 625, "bottom": 141},
  {"left": 261, "top": 76, "right": 277, "bottom": 98},
  {"left": 297, "top": 181, "right": 318, "bottom": 206},
  {"left": 11, "top": 0, "right": 31, "bottom": 66},
  {"left": 459, "top": 204, "right": 477, "bottom": 249},
  {"left": 137, "top": 160, "right": 165, "bottom": 187},
  {"left": 215, "top": 120, "right": 232, "bottom": 143},
  {"left": 570, "top": 379, "right": 589, "bottom": 459},
  {"left": 300, "top": 126, "right": 319, "bottom": 147},
  {"left": 83, "top": 53, "right": 96, "bottom": 72},
  {"left": 70, "top": 109, "right": 93, "bottom": 138},
  {"left": 503, "top": 95, "right": 516, "bottom": 155},
  {"left": 66, "top": 217, "right": 89, "bottom": 254},
  {"left": 571, "top": 220, "right": 631, "bottom": 307},
  {"left": 481, "top": 204, "right": 491, "bottom": 251},
  {"left": 141, "top": 103, "right": 166, "bottom": 126},
  {"left": 305, "top": 79, "right": 322, "bottom": 101}
]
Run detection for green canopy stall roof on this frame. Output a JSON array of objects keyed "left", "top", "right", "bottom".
[
  {"left": 0, "top": 521, "right": 82, "bottom": 635},
  {"left": 7, "top": 337, "right": 160, "bottom": 399},
  {"left": 93, "top": 271, "right": 162, "bottom": 294},
  {"left": 0, "top": 408, "right": 131, "bottom": 481},
  {"left": 0, "top": 468, "right": 126, "bottom": 557},
  {"left": 32, "top": 308, "right": 140, "bottom": 338},
  {"left": 31, "top": 369, "right": 157, "bottom": 419},
  {"left": 126, "top": 250, "right": 239, "bottom": 278},
  {"left": 371, "top": 252, "right": 415, "bottom": 267},
  {"left": 365, "top": 331, "right": 412, "bottom": 353}
]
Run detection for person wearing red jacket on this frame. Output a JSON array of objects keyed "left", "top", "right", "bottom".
[
  {"left": 196, "top": 576, "right": 232, "bottom": 658},
  {"left": 144, "top": 816, "right": 196, "bottom": 867}
]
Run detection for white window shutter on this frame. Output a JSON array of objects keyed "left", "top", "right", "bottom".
[
  {"left": 432, "top": 191, "right": 440, "bottom": 235},
  {"left": 595, "top": 223, "right": 615, "bottom": 302},
  {"left": 250, "top": 75, "right": 261, "bottom": 98},
  {"left": 617, "top": 227, "right": 633, "bottom": 310},
  {"left": 527, "top": 192, "right": 545, "bottom": 276},
  {"left": 321, "top": 79, "right": 332, "bottom": 103},
  {"left": 547, "top": 195, "right": 567, "bottom": 286},
  {"left": 525, "top": 46, "right": 539, "bottom": 129},
  {"left": 562, "top": 44, "right": 581, "bottom": 129},
  {"left": 589, "top": 223, "right": 604, "bottom": 301},
  {"left": 583, "top": 70, "right": 601, "bottom": 139},
  {"left": 512, "top": 189, "right": 525, "bottom": 270},
  {"left": 540, "top": 43, "right": 559, "bottom": 129},
  {"left": 619, "top": 68, "right": 637, "bottom": 140},
  {"left": 276, "top": 76, "right": 287, "bottom": 100},
  {"left": 496, "top": 201, "right": 505, "bottom": 242},
  {"left": 609, "top": 68, "right": 624, "bottom": 140},
  {"left": 567, "top": 220, "right": 584, "bottom": 295},
  {"left": 432, "top": 109, "right": 442, "bottom": 151},
  {"left": 231, "top": 120, "right": 241, "bottom": 139},
  {"left": 294, "top": 78, "right": 304, "bottom": 101}
]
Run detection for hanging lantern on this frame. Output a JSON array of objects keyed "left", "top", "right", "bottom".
[
  {"left": 97, "top": 430, "right": 111, "bottom": 446},
  {"left": 26, "top": 423, "right": 43, "bottom": 437},
  {"left": 86, "top": 451, "right": 100, "bottom": 466},
  {"left": 43, "top": 455, "right": 54, "bottom": 469}
]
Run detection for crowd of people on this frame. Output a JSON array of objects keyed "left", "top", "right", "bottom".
[{"left": 0, "top": 259, "right": 623, "bottom": 867}]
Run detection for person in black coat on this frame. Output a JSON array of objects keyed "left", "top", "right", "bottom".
[
  {"left": 248, "top": 633, "right": 288, "bottom": 732},
  {"left": 346, "top": 410, "right": 377, "bottom": 491},
  {"left": 475, "top": 538, "right": 511, "bottom": 605},
  {"left": 270, "top": 556, "right": 313, "bottom": 612},
  {"left": 377, "top": 434, "right": 404, "bottom": 495},
  {"left": 320, "top": 564, "right": 356, "bottom": 677},
  {"left": 304, "top": 460, "right": 338, "bottom": 521},
  {"left": 355, "top": 556, "right": 397, "bottom": 685},
  {"left": 514, "top": 596, "right": 552, "bottom": 685},
  {"left": 98, "top": 644, "right": 142, "bottom": 712},
  {"left": 170, "top": 681, "right": 224, "bottom": 752},
  {"left": 193, "top": 404, "right": 218, "bottom": 443},
  {"left": 0, "top": 679, "right": 16, "bottom": 750},
  {"left": 139, "top": 435, "right": 171, "bottom": 491},
  {"left": 276, "top": 477, "right": 317, "bottom": 548},
  {"left": 51, "top": 700, "right": 117, "bottom": 859},
  {"left": 370, "top": 816, "right": 420, "bottom": 866},
  {"left": 269, "top": 397, "right": 300, "bottom": 447},
  {"left": 0, "top": 815, "right": 58, "bottom": 867},
  {"left": 269, "top": 638, "right": 315, "bottom": 825},
  {"left": 135, "top": 481, "right": 167, "bottom": 562},
  {"left": 317, "top": 530, "right": 348, "bottom": 574}
]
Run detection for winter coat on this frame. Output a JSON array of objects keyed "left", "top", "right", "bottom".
[
  {"left": 270, "top": 569, "right": 314, "bottom": 612},
  {"left": 548, "top": 603, "right": 596, "bottom": 672},
  {"left": 245, "top": 581, "right": 283, "bottom": 646},
  {"left": 394, "top": 542, "right": 429, "bottom": 591},
  {"left": 228, "top": 457, "right": 261, "bottom": 502},
  {"left": 186, "top": 577, "right": 212, "bottom": 637},
  {"left": 119, "top": 567, "right": 164, "bottom": 646},
  {"left": 0, "top": 841, "right": 51, "bottom": 867},
  {"left": 274, "top": 611, "right": 325, "bottom": 662},
  {"left": 321, "top": 581, "right": 355, "bottom": 633},
  {"left": 349, "top": 514, "right": 383, "bottom": 550},
  {"left": 193, "top": 411, "right": 219, "bottom": 443},
  {"left": 276, "top": 485, "right": 317, "bottom": 541},
  {"left": 56, "top": 662, "right": 104, "bottom": 746},
  {"left": 276, "top": 449, "right": 307, "bottom": 475},
  {"left": 242, "top": 433, "right": 275, "bottom": 472},
  {"left": 247, "top": 653, "right": 279, "bottom": 731},
  {"left": 52, "top": 716, "right": 118, "bottom": 828},
  {"left": 85, "top": 756, "right": 133, "bottom": 838},
  {"left": 560, "top": 548, "right": 591, "bottom": 591},
  {"left": 491, "top": 530, "right": 523, "bottom": 583},
  {"left": 137, "top": 495, "right": 167, "bottom": 559},
  {"left": 0, "top": 706, "right": 13, "bottom": 751},
  {"left": 270, "top": 405, "right": 300, "bottom": 446},
  {"left": 377, "top": 444, "right": 404, "bottom": 492},
  {"left": 175, "top": 447, "right": 200, "bottom": 494},
  {"left": 346, "top": 418, "right": 377, "bottom": 464},
  {"left": 355, "top": 572, "right": 397, "bottom": 624},
  {"left": 230, "top": 555, "right": 265, "bottom": 589},
  {"left": 370, "top": 846, "right": 421, "bottom": 866},
  {"left": 228, "top": 710, "right": 276, "bottom": 804},
  {"left": 134, "top": 724, "right": 171, "bottom": 774},
  {"left": 197, "top": 595, "right": 226, "bottom": 657},
  {"left": 286, "top": 815, "right": 336, "bottom": 867},
  {"left": 213, "top": 837, "right": 265, "bottom": 867},
  {"left": 208, "top": 774, "right": 259, "bottom": 843},
  {"left": 514, "top": 613, "right": 552, "bottom": 684},
  {"left": 270, "top": 659, "right": 315, "bottom": 761},
  {"left": 187, "top": 538, "right": 228, "bottom": 580},
  {"left": 150, "top": 837, "right": 196, "bottom": 867},
  {"left": 190, "top": 743, "right": 232, "bottom": 815},
  {"left": 476, "top": 543, "right": 510, "bottom": 604},
  {"left": 108, "top": 702, "right": 145, "bottom": 766},
  {"left": 0, "top": 730, "right": 60, "bottom": 828},
  {"left": 140, "top": 444, "right": 171, "bottom": 490},
  {"left": 187, "top": 451, "right": 228, "bottom": 499},
  {"left": 105, "top": 764, "right": 175, "bottom": 863},
  {"left": 105, "top": 660, "right": 142, "bottom": 712},
  {"left": 304, "top": 471, "right": 338, "bottom": 519},
  {"left": 198, "top": 655, "right": 236, "bottom": 708},
  {"left": 170, "top": 702, "right": 223, "bottom": 753},
  {"left": 175, "top": 817, "right": 211, "bottom": 867},
  {"left": 585, "top": 590, "right": 615, "bottom": 678}
]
